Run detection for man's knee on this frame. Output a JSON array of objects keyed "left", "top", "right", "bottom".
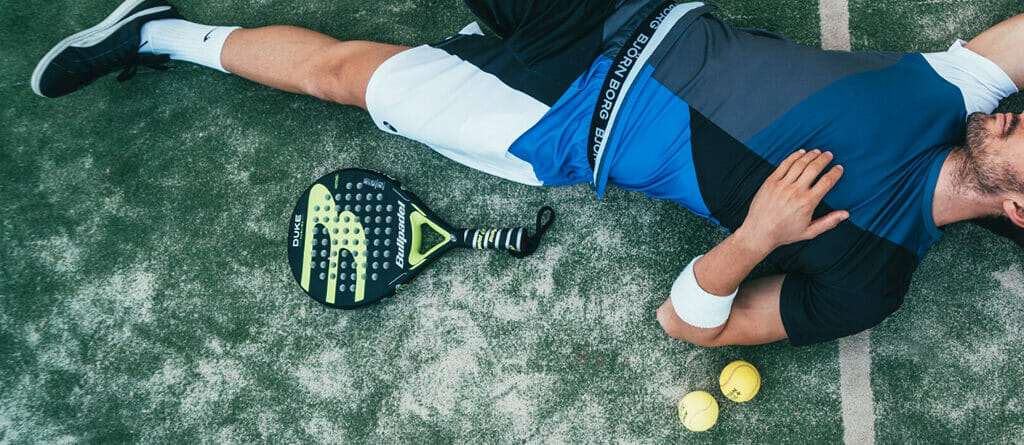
[
  {"left": 655, "top": 302, "right": 727, "bottom": 348},
  {"left": 305, "top": 43, "right": 363, "bottom": 105},
  {"left": 305, "top": 41, "right": 409, "bottom": 107}
]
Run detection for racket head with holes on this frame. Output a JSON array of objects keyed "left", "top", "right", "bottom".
[{"left": 287, "top": 169, "right": 460, "bottom": 309}]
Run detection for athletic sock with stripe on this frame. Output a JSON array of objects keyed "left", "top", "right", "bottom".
[{"left": 138, "top": 19, "right": 239, "bottom": 73}]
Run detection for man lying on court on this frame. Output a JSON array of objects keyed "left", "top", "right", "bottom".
[{"left": 33, "top": 0, "right": 1024, "bottom": 347}]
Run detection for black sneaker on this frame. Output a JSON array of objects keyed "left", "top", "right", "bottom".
[{"left": 31, "top": 0, "right": 182, "bottom": 98}]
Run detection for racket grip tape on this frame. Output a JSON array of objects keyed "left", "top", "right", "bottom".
[
  {"left": 456, "top": 206, "right": 555, "bottom": 258},
  {"left": 458, "top": 228, "right": 526, "bottom": 251}
]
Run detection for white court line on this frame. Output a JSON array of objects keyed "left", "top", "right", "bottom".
[
  {"left": 838, "top": 331, "right": 876, "bottom": 445},
  {"left": 819, "top": 1, "right": 877, "bottom": 443},
  {"left": 820, "top": 0, "right": 851, "bottom": 51}
]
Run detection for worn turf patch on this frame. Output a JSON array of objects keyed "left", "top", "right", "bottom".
[
  {"left": 849, "top": 0, "right": 1023, "bottom": 51},
  {"left": 871, "top": 224, "right": 1024, "bottom": 444}
]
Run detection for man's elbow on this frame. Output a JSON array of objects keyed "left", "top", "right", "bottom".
[{"left": 655, "top": 301, "right": 727, "bottom": 348}]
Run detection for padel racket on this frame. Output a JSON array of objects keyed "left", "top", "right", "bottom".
[{"left": 287, "top": 168, "right": 555, "bottom": 309}]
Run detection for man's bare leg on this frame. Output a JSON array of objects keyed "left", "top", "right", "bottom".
[{"left": 220, "top": 27, "right": 410, "bottom": 109}]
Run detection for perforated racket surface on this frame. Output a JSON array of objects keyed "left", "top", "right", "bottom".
[{"left": 288, "top": 169, "right": 553, "bottom": 309}]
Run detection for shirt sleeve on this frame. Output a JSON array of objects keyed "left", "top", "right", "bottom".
[
  {"left": 922, "top": 40, "right": 1019, "bottom": 116},
  {"left": 776, "top": 238, "right": 919, "bottom": 347},
  {"left": 779, "top": 272, "right": 908, "bottom": 346}
]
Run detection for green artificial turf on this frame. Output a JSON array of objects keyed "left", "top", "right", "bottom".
[
  {"left": 851, "top": 2, "right": 1024, "bottom": 443},
  {"left": 1, "top": 0, "right": 1022, "bottom": 443}
]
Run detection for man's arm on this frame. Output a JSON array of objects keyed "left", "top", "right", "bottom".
[
  {"left": 656, "top": 149, "right": 847, "bottom": 347},
  {"left": 966, "top": 13, "right": 1024, "bottom": 90},
  {"left": 658, "top": 274, "right": 788, "bottom": 347}
]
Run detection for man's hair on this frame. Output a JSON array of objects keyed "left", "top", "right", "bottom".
[{"left": 971, "top": 217, "right": 1024, "bottom": 249}]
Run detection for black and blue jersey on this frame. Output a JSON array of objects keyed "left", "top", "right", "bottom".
[
  {"left": 373, "top": 0, "right": 1017, "bottom": 345},
  {"left": 506, "top": 4, "right": 1016, "bottom": 345}
]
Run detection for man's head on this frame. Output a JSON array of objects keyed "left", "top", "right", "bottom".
[{"left": 956, "top": 112, "right": 1024, "bottom": 229}]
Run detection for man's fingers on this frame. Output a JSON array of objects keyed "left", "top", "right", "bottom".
[
  {"left": 797, "top": 151, "right": 835, "bottom": 186},
  {"left": 810, "top": 164, "right": 844, "bottom": 198},
  {"left": 804, "top": 210, "right": 850, "bottom": 239},
  {"left": 783, "top": 149, "right": 821, "bottom": 182},
  {"left": 772, "top": 149, "right": 807, "bottom": 179}
]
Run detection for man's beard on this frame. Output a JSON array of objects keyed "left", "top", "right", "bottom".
[{"left": 954, "top": 112, "right": 1024, "bottom": 196}]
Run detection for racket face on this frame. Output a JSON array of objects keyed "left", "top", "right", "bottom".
[{"left": 287, "top": 169, "right": 455, "bottom": 309}]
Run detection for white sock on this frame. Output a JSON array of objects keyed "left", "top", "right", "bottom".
[{"left": 139, "top": 19, "right": 240, "bottom": 73}]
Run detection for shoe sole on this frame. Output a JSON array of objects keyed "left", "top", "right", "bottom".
[{"left": 30, "top": 0, "right": 170, "bottom": 97}]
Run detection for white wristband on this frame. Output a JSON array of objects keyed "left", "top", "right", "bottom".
[{"left": 670, "top": 255, "right": 738, "bottom": 329}]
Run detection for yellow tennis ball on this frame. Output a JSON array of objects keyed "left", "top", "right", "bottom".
[
  {"left": 719, "top": 360, "right": 761, "bottom": 403},
  {"left": 678, "top": 391, "right": 719, "bottom": 432}
]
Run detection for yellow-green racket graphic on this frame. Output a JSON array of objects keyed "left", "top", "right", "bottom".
[{"left": 288, "top": 169, "right": 555, "bottom": 309}]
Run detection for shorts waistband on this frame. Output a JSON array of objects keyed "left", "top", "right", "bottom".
[
  {"left": 587, "top": 2, "right": 715, "bottom": 197},
  {"left": 588, "top": 1, "right": 677, "bottom": 172}
]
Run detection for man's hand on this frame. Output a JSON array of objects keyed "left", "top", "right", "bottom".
[
  {"left": 659, "top": 149, "right": 849, "bottom": 347},
  {"left": 692, "top": 149, "right": 848, "bottom": 297},
  {"left": 737, "top": 149, "right": 848, "bottom": 252}
]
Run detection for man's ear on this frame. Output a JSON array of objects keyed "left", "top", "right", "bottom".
[{"left": 1003, "top": 199, "right": 1024, "bottom": 229}]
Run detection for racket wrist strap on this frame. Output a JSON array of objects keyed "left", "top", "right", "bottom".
[{"left": 509, "top": 206, "right": 555, "bottom": 259}]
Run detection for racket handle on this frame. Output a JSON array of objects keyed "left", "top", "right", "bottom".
[
  {"left": 457, "top": 228, "right": 527, "bottom": 252},
  {"left": 456, "top": 206, "right": 556, "bottom": 257}
]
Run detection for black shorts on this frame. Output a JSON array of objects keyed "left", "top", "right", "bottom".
[
  {"left": 436, "top": 0, "right": 668, "bottom": 106},
  {"left": 363, "top": 0, "right": 675, "bottom": 185}
]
